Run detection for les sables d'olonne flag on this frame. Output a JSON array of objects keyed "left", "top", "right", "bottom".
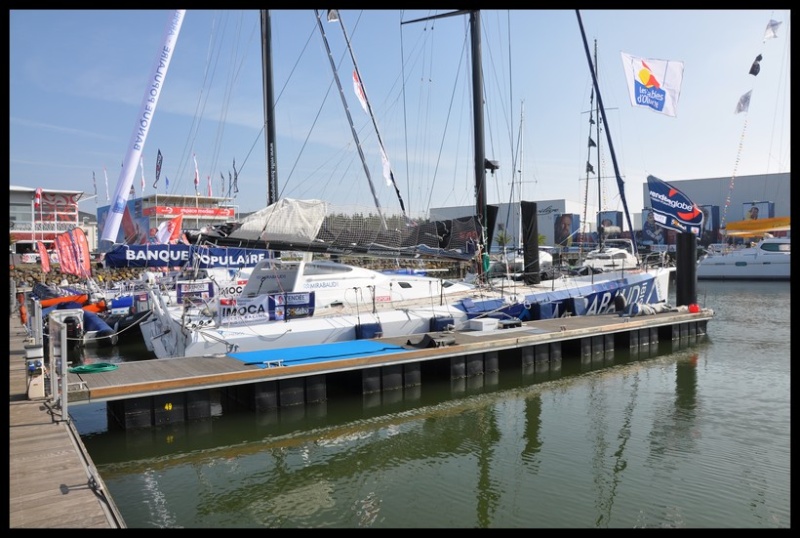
[
  {"left": 621, "top": 52, "right": 684, "bottom": 117},
  {"left": 155, "top": 214, "right": 184, "bottom": 244}
]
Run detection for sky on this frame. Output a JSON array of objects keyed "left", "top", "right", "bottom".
[{"left": 9, "top": 9, "right": 791, "bottom": 220}]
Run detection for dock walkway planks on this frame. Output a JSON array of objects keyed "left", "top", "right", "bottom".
[
  {"left": 66, "top": 307, "right": 712, "bottom": 405},
  {"left": 9, "top": 315, "right": 125, "bottom": 529}
]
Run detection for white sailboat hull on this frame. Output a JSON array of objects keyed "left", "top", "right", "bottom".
[{"left": 140, "top": 263, "right": 674, "bottom": 359}]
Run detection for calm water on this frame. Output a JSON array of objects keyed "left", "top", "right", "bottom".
[{"left": 69, "top": 281, "right": 791, "bottom": 528}]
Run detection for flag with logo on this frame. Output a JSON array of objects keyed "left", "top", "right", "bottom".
[
  {"left": 646, "top": 175, "right": 703, "bottom": 235},
  {"left": 155, "top": 214, "right": 184, "bottom": 244},
  {"left": 621, "top": 52, "right": 684, "bottom": 117},
  {"left": 34, "top": 187, "right": 42, "bottom": 209}
]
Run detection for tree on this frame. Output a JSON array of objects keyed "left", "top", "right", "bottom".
[{"left": 495, "top": 229, "right": 513, "bottom": 250}]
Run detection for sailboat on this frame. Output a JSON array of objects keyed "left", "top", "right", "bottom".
[{"left": 139, "top": 10, "right": 676, "bottom": 360}]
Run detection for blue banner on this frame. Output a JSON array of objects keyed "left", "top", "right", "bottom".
[
  {"left": 646, "top": 175, "right": 703, "bottom": 235},
  {"left": 104, "top": 244, "right": 272, "bottom": 269}
]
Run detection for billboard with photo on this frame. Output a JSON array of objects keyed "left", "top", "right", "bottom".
[
  {"left": 741, "top": 201, "right": 773, "bottom": 221},
  {"left": 640, "top": 208, "right": 665, "bottom": 246},
  {"left": 553, "top": 213, "right": 580, "bottom": 247}
]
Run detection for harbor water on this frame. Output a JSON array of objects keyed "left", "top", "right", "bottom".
[{"left": 68, "top": 281, "right": 790, "bottom": 528}]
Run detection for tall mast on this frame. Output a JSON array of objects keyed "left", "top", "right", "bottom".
[
  {"left": 261, "top": 10, "right": 278, "bottom": 207},
  {"left": 403, "top": 10, "right": 488, "bottom": 274}
]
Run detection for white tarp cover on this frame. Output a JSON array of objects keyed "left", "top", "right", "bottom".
[{"left": 228, "top": 198, "right": 328, "bottom": 243}]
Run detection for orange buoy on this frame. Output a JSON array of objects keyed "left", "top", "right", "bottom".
[{"left": 17, "top": 293, "right": 28, "bottom": 325}]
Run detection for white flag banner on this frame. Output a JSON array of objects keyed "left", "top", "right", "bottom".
[
  {"left": 620, "top": 52, "right": 684, "bottom": 117},
  {"left": 379, "top": 145, "right": 393, "bottom": 187},
  {"left": 764, "top": 19, "right": 782, "bottom": 40},
  {"left": 735, "top": 90, "right": 752, "bottom": 114}
]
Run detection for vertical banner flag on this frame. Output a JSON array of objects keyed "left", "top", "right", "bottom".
[
  {"left": 207, "top": 175, "right": 212, "bottom": 197},
  {"left": 352, "top": 70, "right": 369, "bottom": 113},
  {"left": 228, "top": 171, "right": 233, "bottom": 197},
  {"left": 101, "top": 10, "right": 185, "bottom": 244},
  {"left": 646, "top": 175, "right": 703, "bottom": 235},
  {"left": 70, "top": 228, "right": 93, "bottom": 278},
  {"left": 220, "top": 172, "right": 225, "bottom": 197},
  {"left": 232, "top": 158, "right": 239, "bottom": 193},
  {"left": 34, "top": 187, "right": 42, "bottom": 209},
  {"left": 104, "top": 166, "right": 110, "bottom": 201},
  {"left": 139, "top": 155, "right": 146, "bottom": 195},
  {"left": 165, "top": 175, "right": 170, "bottom": 190},
  {"left": 92, "top": 171, "right": 97, "bottom": 198},
  {"left": 154, "top": 149, "right": 163, "bottom": 188},
  {"left": 56, "top": 232, "right": 78, "bottom": 277},
  {"left": 193, "top": 153, "right": 200, "bottom": 192},
  {"left": 36, "top": 241, "right": 51, "bottom": 274},
  {"left": 620, "top": 52, "right": 684, "bottom": 117}
]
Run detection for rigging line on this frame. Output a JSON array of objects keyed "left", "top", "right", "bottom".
[
  {"left": 237, "top": 18, "right": 320, "bottom": 201},
  {"left": 581, "top": 87, "right": 594, "bottom": 242},
  {"left": 173, "top": 11, "right": 224, "bottom": 196},
  {"left": 423, "top": 24, "right": 470, "bottom": 213},
  {"left": 576, "top": 10, "right": 637, "bottom": 257},
  {"left": 333, "top": 10, "right": 408, "bottom": 220},
  {"left": 314, "top": 9, "right": 388, "bottom": 230}
]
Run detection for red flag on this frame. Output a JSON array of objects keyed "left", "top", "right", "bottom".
[
  {"left": 155, "top": 214, "right": 184, "bottom": 244},
  {"left": 56, "top": 232, "right": 78, "bottom": 277},
  {"left": 36, "top": 241, "right": 50, "bottom": 274},
  {"left": 71, "top": 228, "right": 93, "bottom": 278},
  {"left": 34, "top": 187, "right": 42, "bottom": 209}
]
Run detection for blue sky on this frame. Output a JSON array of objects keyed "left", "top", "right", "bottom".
[{"left": 10, "top": 9, "right": 791, "bottom": 219}]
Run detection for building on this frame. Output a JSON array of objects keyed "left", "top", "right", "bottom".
[
  {"left": 10, "top": 186, "right": 87, "bottom": 254},
  {"left": 639, "top": 173, "right": 790, "bottom": 246},
  {"left": 431, "top": 199, "right": 599, "bottom": 250},
  {"left": 96, "top": 193, "right": 239, "bottom": 251},
  {"left": 430, "top": 172, "right": 790, "bottom": 251}
]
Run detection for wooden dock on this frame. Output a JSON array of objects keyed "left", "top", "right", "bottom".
[
  {"left": 9, "top": 304, "right": 712, "bottom": 528},
  {"left": 62, "top": 307, "right": 712, "bottom": 429},
  {"left": 9, "top": 315, "right": 126, "bottom": 529}
]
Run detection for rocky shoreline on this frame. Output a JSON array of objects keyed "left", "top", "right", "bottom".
[
  {"left": 10, "top": 264, "right": 147, "bottom": 289},
  {"left": 10, "top": 258, "right": 467, "bottom": 290}
]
